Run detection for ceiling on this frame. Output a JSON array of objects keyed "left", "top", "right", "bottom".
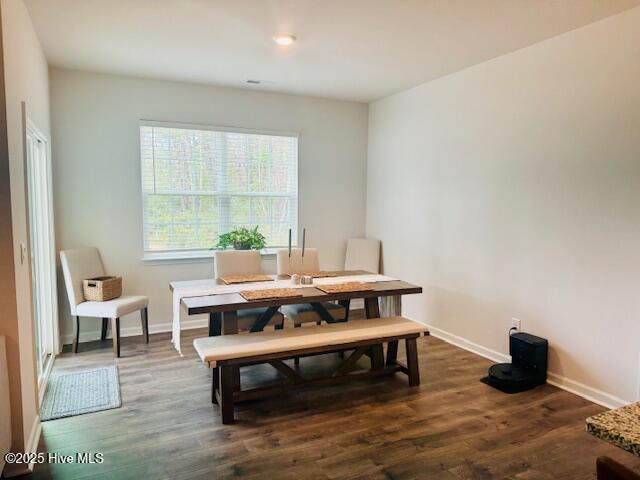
[{"left": 25, "top": 0, "right": 640, "bottom": 102}]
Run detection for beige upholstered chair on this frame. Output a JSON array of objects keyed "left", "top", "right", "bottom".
[
  {"left": 344, "top": 238, "right": 381, "bottom": 311},
  {"left": 345, "top": 238, "right": 380, "bottom": 274},
  {"left": 275, "top": 248, "right": 320, "bottom": 276},
  {"left": 213, "top": 250, "right": 283, "bottom": 331},
  {"left": 276, "top": 248, "right": 346, "bottom": 327},
  {"left": 215, "top": 250, "right": 265, "bottom": 278},
  {"left": 60, "top": 247, "right": 148, "bottom": 357}
]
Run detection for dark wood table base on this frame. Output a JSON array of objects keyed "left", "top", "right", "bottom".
[
  {"left": 206, "top": 296, "right": 391, "bottom": 396},
  {"left": 211, "top": 334, "right": 421, "bottom": 424}
]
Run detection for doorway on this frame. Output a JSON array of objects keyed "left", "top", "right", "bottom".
[{"left": 24, "top": 110, "right": 59, "bottom": 398}]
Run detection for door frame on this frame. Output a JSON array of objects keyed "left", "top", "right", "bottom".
[{"left": 23, "top": 104, "right": 59, "bottom": 402}]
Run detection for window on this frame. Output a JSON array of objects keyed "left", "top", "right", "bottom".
[{"left": 140, "top": 122, "right": 298, "bottom": 257}]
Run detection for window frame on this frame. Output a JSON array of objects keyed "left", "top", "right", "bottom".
[{"left": 139, "top": 120, "right": 300, "bottom": 262}]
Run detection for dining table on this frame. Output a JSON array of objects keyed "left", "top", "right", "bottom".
[
  {"left": 170, "top": 269, "right": 422, "bottom": 395},
  {"left": 169, "top": 270, "right": 422, "bottom": 355}
]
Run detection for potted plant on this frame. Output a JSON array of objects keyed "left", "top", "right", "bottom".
[{"left": 215, "top": 226, "right": 266, "bottom": 250}]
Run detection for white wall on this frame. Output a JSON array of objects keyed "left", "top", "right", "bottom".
[
  {"left": 50, "top": 68, "right": 368, "bottom": 342},
  {"left": 367, "top": 6, "right": 640, "bottom": 406},
  {"left": 1, "top": 0, "right": 50, "bottom": 472}
]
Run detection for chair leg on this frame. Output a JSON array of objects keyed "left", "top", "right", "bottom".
[
  {"left": 141, "top": 308, "right": 149, "bottom": 344},
  {"left": 100, "top": 318, "right": 109, "bottom": 341},
  {"left": 72, "top": 316, "right": 80, "bottom": 353},
  {"left": 111, "top": 318, "right": 121, "bottom": 358},
  {"left": 405, "top": 337, "right": 420, "bottom": 386},
  {"left": 220, "top": 365, "right": 235, "bottom": 424}
]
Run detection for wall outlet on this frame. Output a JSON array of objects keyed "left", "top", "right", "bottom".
[{"left": 511, "top": 317, "right": 521, "bottom": 331}]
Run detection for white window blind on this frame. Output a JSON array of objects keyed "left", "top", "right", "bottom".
[{"left": 140, "top": 123, "right": 298, "bottom": 253}]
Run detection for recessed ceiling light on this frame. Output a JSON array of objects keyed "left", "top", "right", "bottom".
[{"left": 273, "top": 33, "right": 296, "bottom": 46}]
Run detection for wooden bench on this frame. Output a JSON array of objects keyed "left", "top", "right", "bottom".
[{"left": 193, "top": 316, "right": 429, "bottom": 424}]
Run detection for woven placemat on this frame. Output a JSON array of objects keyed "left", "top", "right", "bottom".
[
  {"left": 221, "top": 274, "right": 274, "bottom": 285},
  {"left": 240, "top": 288, "right": 303, "bottom": 301},
  {"left": 316, "top": 282, "right": 374, "bottom": 294},
  {"left": 298, "top": 271, "right": 337, "bottom": 278}
]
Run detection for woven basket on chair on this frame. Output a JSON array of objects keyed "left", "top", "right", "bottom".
[{"left": 82, "top": 276, "right": 122, "bottom": 301}]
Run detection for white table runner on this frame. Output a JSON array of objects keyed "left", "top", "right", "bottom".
[{"left": 171, "top": 274, "right": 397, "bottom": 355}]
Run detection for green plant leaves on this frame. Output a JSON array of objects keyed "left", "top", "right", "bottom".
[{"left": 215, "top": 226, "right": 266, "bottom": 250}]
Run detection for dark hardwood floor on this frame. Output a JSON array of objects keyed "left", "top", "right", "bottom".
[{"left": 32, "top": 318, "right": 640, "bottom": 480}]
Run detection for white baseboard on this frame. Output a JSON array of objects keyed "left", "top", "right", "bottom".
[
  {"left": 420, "top": 321, "right": 630, "bottom": 409},
  {"left": 545, "top": 372, "right": 629, "bottom": 409},
  {"left": 3, "top": 415, "right": 41, "bottom": 477},
  {"left": 61, "top": 314, "right": 630, "bottom": 409},
  {"left": 61, "top": 318, "right": 208, "bottom": 345},
  {"left": 426, "top": 324, "right": 510, "bottom": 364},
  {"left": 25, "top": 415, "right": 41, "bottom": 462}
]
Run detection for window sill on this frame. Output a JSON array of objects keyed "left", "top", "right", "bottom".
[{"left": 142, "top": 249, "right": 278, "bottom": 265}]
